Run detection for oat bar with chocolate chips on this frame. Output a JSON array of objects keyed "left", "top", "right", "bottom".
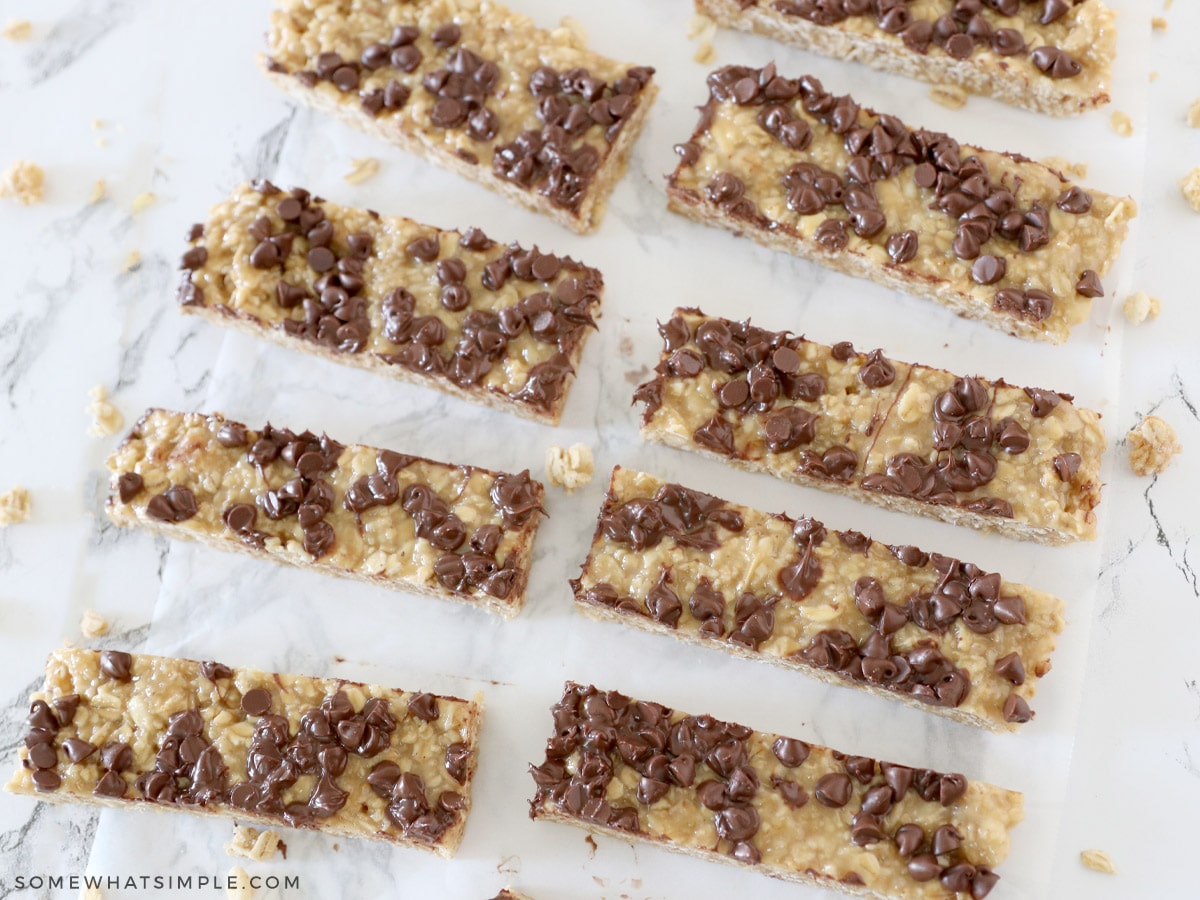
[
  {"left": 6, "top": 649, "right": 481, "bottom": 857},
  {"left": 574, "top": 468, "right": 1063, "bottom": 732},
  {"left": 179, "top": 182, "right": 603, "bottom": 425},
  {"left": 635, "top": 310, "right": 1105, "bottom": 544},
  {"left": 667, "top": 67, "right": 1135, "bottom": 344},
  {"left": 261, "top": 0, "right": 657, "bottom": 233},
  {"left": 530, "top": 683, "right": 1023, "bottom": 899},
  {"left": 107, "top": 409, "right": 545, "bottom": 617},
  {"left": 696, "top": 0, "right": 1116, "bottom": 116}
]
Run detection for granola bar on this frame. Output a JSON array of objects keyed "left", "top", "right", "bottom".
[
  {"left": 6, "top": 649, "right": 482, "bottom": 857},
  {"left": 635, "top": 309, "right": 1106, "bottom": 544},
  {"left": 179, "top": 182, "right": 603, "bottom": 425},
  {"left": 696, "top": 0, "right": 1116, "bottom": 116},
  {"left": 262, "top": 0, "right": 657, "bottom": 233},
  {"left": 574, "top": 468, "right": 1064, "bottom": 732},
  {"left": 107, "top": 409, "right": 545, "bottom": 617},
  {"left": 667, "top": 67, "right": 1136, "bottom": 344},
  {"left": 530, "top": 682, "right": 1023, "bottom": 898}
]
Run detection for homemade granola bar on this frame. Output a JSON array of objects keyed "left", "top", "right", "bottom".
[
  {"left": 262, "top": 0, "right": 657, "bottom": 233},
  {"left": 635, "top": 310, "right": 1106, "bottom": 544},
  {"left": 530, "top": 682, "right": 1023, "bottom": 898},
  {"left": 6, "top": 649, "right": 482, "bottom": 857},
  {"left": 179, "top": 182, "right": 603, "bottom": 425},
  {"left": 107, "top": 409, "right": 545, "bottom": 617},
  {"left": 696, "top": 0, "right": 1116, "bottom": 116},
  {"left": 574, "top": 468, "right": 1063, "bottom": 732},
  {"left": 667, "top": 67, "right": 1136, "bottom": 344}
]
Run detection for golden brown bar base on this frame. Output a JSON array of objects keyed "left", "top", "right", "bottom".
[
  {"left": 179, "top": 182, "right": 605, "bottom": 425},
  {"left": 574, "top": 468, "right": 1064, "bottom": 732},
  {"left": 530, "top": 683, "right": 1022, "bottom": 899},
  {"left": 7, "top": 649, "right": 482, "bottom": 857},
  {"left": 667, "top": 67, "right": 1135, "bottom": 344},
  {"left": 262, "top": 0, "right": 658, "bottom": 233},
  {"left": 696, "top": 0, "right": 1116, "bottom": 117},
  {"left": 107, "top": 409, "right": 545, "bottom": 617},
  {"left": 635, "top": 309, "right": 1105, "bottom": 544}
]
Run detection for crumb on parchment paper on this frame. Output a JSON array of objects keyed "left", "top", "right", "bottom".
[
  {"left": 343, "top": 157, "right": 380, "bottom": 185},
  {"left": 80, "top": 609, "right": 110, "bottom": 638},
  {"left": 1080, "top": 849, "right": 1117, "bottom": 874},
  {"left": 1109, "top": 111, "right": 1133, "bottom": 137},
  {"left": 1122, "top": 291, "right": 1161, "bottom": 325},
  {"left": 0, "top": 486, "right": 32, "bottom": 526},
  {"left": 86, "top": 385, "right": 124, "bottom": 438},
  {"left": 545, "top": 444, "right": 595, "bottom": 493},
  {"left": 1181, "top": 168, "right": 1200, "bottom": 212},
  {"left": 1, "top": 161, "right": 45, "bottom": 205},
  {"left": 2, "top": 18, "right": 33, "bottom": 40},
  {"left": 929, "top": 84, "right": 967, "bottom": 110}
]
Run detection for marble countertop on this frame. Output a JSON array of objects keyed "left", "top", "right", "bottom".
[{"left": 1, "top": 1, "right": 1196, "bottom": 897}]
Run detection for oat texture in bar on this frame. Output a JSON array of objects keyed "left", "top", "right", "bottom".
[
  {"left": 696, "top": 0, "right": 1116, "bottom": 116},
  {"left": 6, "top": 649, "right": 481, "bottom": 857},
  {"left": 530, "top": 682, "right": 1023, "bottom": 899},
  {"left": 574, "top": 468, "right": 1063, "bottom": 732},
  {"left": 262, "top": 0, "right": 657, "bottom": 233},
  {"left": 635, "top": 310, "right": 1105, "bottom": 544},
  {"left": 107, "top": 409, "right": 545, "bottom": 617},
  {"left": 667, "top": 67, "right": 1135, "bottom": 344},
  {"left": 179, "top": 183, "right": 603, "bottom": 425}
]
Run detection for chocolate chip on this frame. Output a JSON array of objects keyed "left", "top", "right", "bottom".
[
  {"left": 813, "top": 773, "right": 853, "bottom": 808},
  {"left": 115, "top": 471, "right": 144, "bottom": 503},
  {"left": 1057, "top": 186, "right": 1093, "bottom": 214},
  {"left": 241, "top": 688, "right": 272, "bottom": 716},
  {"left": 1024, "top": 386, "right": 1061, "bottom": 417},
  {"left": 99, "top": 651, "right": 133, "bottom": 682},
  {"left": 445, "top": 742, "right": 472, "bottom": 783},
  {"left": 771, "top": 737, "right": 810, "bottom": 768},
  {"left": 693, "top": 415, "right": 736, "bottom": 456},
  {"left": 1074, "top": 269, "right": 1104, "bottom": 298},
  {"left": 145, "top": 485, "right": 198, "bottom": 523},
  {"left": 815, "top": 218, "right": 849, "bottom": 252},
  {"left": 407, "top": 692, "right": 439, "bottom": 722},
  {"left": 971, "top": 255, "right": 1007, "bottom": 285},
  {"left": 886, "top": 230, "right": 919, "bottom": 264},
  {"left": 1054, "top": 452, "right": 1081, "bottom": 481},
  {"left": 908, "top": 853, "right": 942, "bottom": 881},
  {"left": 859, "top": 349, "right": 895, "bottom": 388},
  {"left": 431, "top": 23, "right": 461, "bottom": 47},
  {"left": 1031, "top": 45, "right": 1083, "bottom": 78},
  {"left": 715, "top": 805, "right": 760, "bottom": 842}
]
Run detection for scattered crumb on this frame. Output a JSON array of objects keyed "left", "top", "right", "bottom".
[
  {"left": 694, "top": 42, "right": 717, "bottom": 65},
  {"left": 1181, "top": 168, "right": 1200, "bottom": 212},
  {"left": 225, "top": 825, "right": 285, "bottom": 861},
  {"left": 89, "top": 179, "right": 107, "bottom": 204},
  {"left": 2, "top": 18, "right": 33, "bottom": 40},
  {"left": 121, "top": 249, "right": 142, "bottom": 273},
  {"left": 86, "top": 385, "right": 124, "bottom": 438},
  {"left": 61, "top": 637, "right": 77, "bottom": 649},
  {"left": 80, "top": 609, "right": 110, "bottom": 639},
  {"left": 929, "top": 84, "right": 968, "bottom": 110},
  {"left": 496, "top": 855, "right": 520, "bottom": 874},
  {"left": 1151, "top": 16, "right": 1168, "bottom": 30},
  {"left": 1080, "top": 849, "right": 1118, "bottom": 874},
  {"left": 1128, "top": 415, "right": 1182, "bottom": 476},
  {"left": 0, "top": 486, "right": 32, "bottom": 527},
  {"left": 1, "top": 160, "right": 45, "bottom": 205},
  {"left": 95, "top": 138, "right": 108, "bottom": 149},
  {"left": 1188, "top": 99, "right": 1200, "bottom": 128},
  {"left": 545, "top": 443, "right": 594, "bottom": 493},
  {"left": 343, "top": 157, "right": 380, "bottom": 185},
  {"left": 585, "top": 834, "right": 598, "bottom": 858},
  {"left": 1041, "top": 156, "right": 1088, "bottom": 179},
  {"left": 1122, "top": 291, "right": 1161, "bottom": 325},
  {"left": 131, "top": 192, "right": 156, "bottom": 214},
  {"left": 226, "top": 866, "right": 255, "bottom": 899},
  {"left": 91, "top": 118, "right": 104, "bottom": 130},
  {"left": 1109, "top": 111, "right": 1133, "bottom": 137},
  {"left": 1150, "top": 71, "right": 1160, "bottom": 83},
  {"left": 687, "top": 13, "right": 718, "bottom": 64},
  {"left": 1165, "top": 0, "right": 1174, "bottom": 8},
  {"left": 618, "top": 335, "right": 634, "bottom": 356}
]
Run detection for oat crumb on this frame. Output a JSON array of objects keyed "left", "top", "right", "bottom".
[
  {"left": 687, "top": 13, "right": 717, "bottom": 40},
  {"left": 929, "top": 84, "right": 968, "bottom": 110},
  {"left": 545, "top": 443, "right": 595, "bottom": 493},
  {"left": 1, "top": 161, "right": 45, "bottom": 205},
  {"left": 86, "top": 385, "right": 124, "bottom": 438},
  {"left": 89, "top": 179, "right": 107, "bottom": 204},
  {"left": 1128, "top": 415, "right": 1182, "bottom": 476},
  {"left": 0, "top": 486, "right": 32, "bottom": 526},
  {"left": 343, "top": 157, "right": 380, "bottom": 185},
  {"left": 131, "top": 192, "right": 156, "bottom": 214},
  {"left": 225, "top": 825, "right": 285, "bottom": 861},
  {"left": 1188, "top": 99, "right": 1200, "bottom": 128},
  {"left": 2, "top": 18, "right": 33, "bottom": 40},
  {"left": 122, "top": 249, "right": 142, "bottom": 273},
  {"left": 1151, "top": 16, "right": 1168, "bottom": 30},
  {"left": 79, "top": 888, "right": 104, "bottom": 900},
  {"left": 1109, "top": 111, "right": 1133, "bottom": 137},
  {"left": 91, "top": 118, "right": 105, "bottom": 130},
  {"left": 694, "top": 42, "right": 717, "bottom": 65},
  {"left": 80, "top": 609, "right": 110, "bottom": 639},
  {"left": 1181, "top": 168, "right": 1200, "bottom": 212},
  {"left": 1150, "top": 71, "right": 1160, "bottom": 83},
  {"left": 1080, "top": 849, "right": 1118, "bottom": 874},
  {"left": 1122, "top": 291, "right": 1161, "bottom": 325},
  {"left": 226, "top": 866, "right": 255, "bottom": 899}
]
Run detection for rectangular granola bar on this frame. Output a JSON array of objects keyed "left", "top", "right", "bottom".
[
  {"left": 667, "top": 67, "right": 1136, "bottom": 344},
  {"left": 635, "top": 309, "right": 1106, "bottom": 544},
  {"left": 179, "top": 182, "right": 603, "bottom": 425},
  {"left": 262, "top": 0, "right": 657, "bottom": 233},
  {"left": 6, "top": 649, "right": 482, "bottom": 857},
  {"left": 574, "top": 468, "right": 1064, "bottom": 732},
  {"left": 696, "top": 0, "right": 1116, "bottom": 116},
  {"left": 107, "top": 409, "right": 545, "bottom": 617},
  {"left": 530, "top": 682, "right": 1023, "bottom": 898}
]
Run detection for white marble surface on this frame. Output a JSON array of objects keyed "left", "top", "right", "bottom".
[{"left": 0, "top": 1, "right": 1195, "bottom": 897}]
